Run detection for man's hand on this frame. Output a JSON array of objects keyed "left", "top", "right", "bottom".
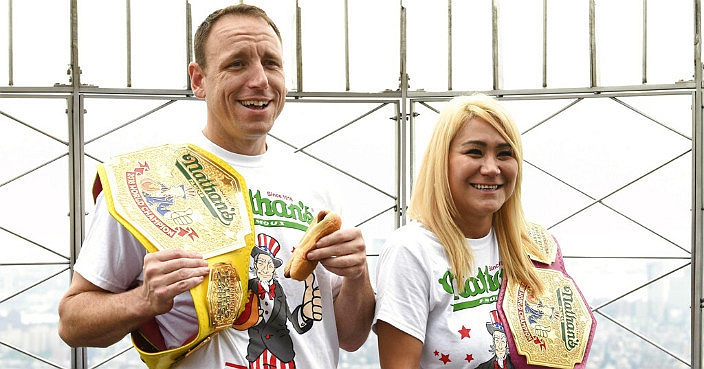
[
  {"left": 139, "top": 249, "right": 210, "bottom": 316},
  {"left": 305, "top": 227, "right": 368, "bottom": 281},
  {"left": 306, "top": 226, "right": 375, "bottom": 351},
  {"left": 58, "top": 248, "right": 209, "bottom": 348}
]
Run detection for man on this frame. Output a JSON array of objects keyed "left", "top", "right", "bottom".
[{"left": 58, "top": 4, "right": 375, "bottom": 369}]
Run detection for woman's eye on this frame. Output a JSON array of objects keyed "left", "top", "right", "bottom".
[
  {"left": 498, "top": 150, "right": 514, "bottom": 158},
  {"left": 466, "top": 149, "right": 482, "bottom": 156}
]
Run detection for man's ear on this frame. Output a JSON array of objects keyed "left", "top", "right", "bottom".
[{"left": 189, "top": 62, "right": 206, "bottom": 98}]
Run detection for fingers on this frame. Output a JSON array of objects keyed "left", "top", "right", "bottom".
[
  {"left": 141, "top": 249, "right": 210, "bottom": 315},
  {"left": 306, "top": 228, "right": 369, "bottom": 279}
]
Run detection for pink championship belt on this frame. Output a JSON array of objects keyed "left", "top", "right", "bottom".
[{"left": 497, "top": 227, "right": 596, "bottom": 369}]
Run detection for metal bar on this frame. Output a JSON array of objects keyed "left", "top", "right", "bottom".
[
  {"left": 611, "top": 97, "right": 691, "bottom": 139},
  {"left": 492, "top": 0, "right": 499, "bottom": 90},
  {"left": 353, "top": 204, "right": 397, "bottom": 231},
  {"left": 267, "top": 132, "right": 396, "bottom": 200},
  {"left": 344, "top": 0, "right": 350, "bottom": 91},
  {"left": 126, "top": 0, "right": 132, "bottom": 87},
  {"left": 0, "top": 224, "right": 69, "bottom": 260},
  {"left": 642, "top": 0, "right": 648, "bottom": 84},
  {"left": 0, "top": 341, "right": 63, "bottom": 369},
  {"left": 68, "top": 2, "right": 87, "bottom": 368},
  {"left": 542, "top": 0, "right": 547, "bottom": 88},
  {"left": 400, "top": 1, "right": 408, "bottom": 227},
  {"left": 294, "top": 102, "right": 390, "bottom": 152},
  {"left": 593, "top": 261, "right": 690, "bottom": 310},
  {"left": 520, "top": 98, "right": 582, "bottom": 135},
  {"left": 0, "top": 268, "right": 69, "bottom": 304},
  {"left": 0, "top": 109, "right": 68, "bottom": 144},
  {"left": 447, "top": 0, "right": 452, "bottom": 91},
  {"left": 87, "top": 345, "right": 134, "bottom": 369},
  {"left": 595, "top": 311, "right": 690, "bottom": 365},
  {"left": 692, "top": 0, "right": 703, "bottom": 366},
  {"left": 396, "top": 100, "right": 404, "bottom": 228},
  {"left": 186, "top": 0, "right": 193, "bottom": 90},
  {"left": 296, "top": 0, "right": 302, "bottom": 93},
  {"left": 8, "top": 0, "right": 13, "bottom": 86},
  {"left": 84, "top": 100, "right": 177, "bottom": 144},
  {"left": 589, "top": 0, "right": 597, "bottom": 87}
]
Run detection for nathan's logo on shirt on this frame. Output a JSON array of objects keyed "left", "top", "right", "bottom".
[
  {"left": 438, "top": 265, "right": 503, "bottom": 312},
  {"left": 175, "top": 153, "right": 238, "bottom": 226},
  {"left": 249, "top": 189, "right": 315, "bottom": 231}
]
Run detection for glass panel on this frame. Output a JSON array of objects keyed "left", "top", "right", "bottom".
[
  {"left": 83, "top": 98, "right": 206, "bottom": 161},
  {"left": 647, "top": 0, "right": 692, "bottom": 85},
  {"left": 272, "top": 101, "right": 398, "bottom": 243},
  {"left": 546, "top": 0, "right": 591, "bottom": 88},
  {"left": 10, "top": 0, "right": 70, "bottom": 87},
  {"left": 595, "top": 0, "right": 643, "bottom": 86},
  {"left": 0, "top": 160, "right": 70, "bottom": 262},
  {"left": 498, "top": 0, "right": 544, "bottom": 90},
  {"left": 521, "top": 98, "right": 690, "bottom": 199},
  {"left": 86, "top": 337, "right": 143, "bottom": 368},
  {"left": 451, "top": 0, "right": 494, "bottom": 91},
  {"left": 130, "top": 1, "right": 188, "bottom": 89},
  {"left": 404, "top": 0, "right": 448, "bottom": 92},
  {"left": 592, "top": 262, "right": 691, "bottom": 367},
  {"left": 349, "top": 0, "right": 399, "bottom": 92},
  {"left": 0, "top": 266, "right": 69, "bottom": 369},
  {"left": 78, "top": 0, "right": 128, "bottom": 88},
  {"left": 298, "top": 0, "right": 347, "bottom": 91}
]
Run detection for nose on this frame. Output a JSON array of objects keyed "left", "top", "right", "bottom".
[
  {"left": 481, "top": 157, "right": 501, "bottom": 176},
  {"left": 247, "top": 62, "right": 269, "bottom": 89}
]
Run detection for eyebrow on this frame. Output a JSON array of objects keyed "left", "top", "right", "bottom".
[{"left": 460, "top": 140, "right": 512, "bottom": 149}]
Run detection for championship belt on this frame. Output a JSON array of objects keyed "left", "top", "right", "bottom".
[
  {"left": 96, "top": 143, "right": 256, "bottom": 369},
  {"left": 497, "top": 223, "right": 596, "bottom": 369}
]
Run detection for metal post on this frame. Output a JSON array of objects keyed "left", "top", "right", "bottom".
[
  {"left": 447, "top": 0, "right": 452, "bottom": 91},
  {"left": 692, "top": 0, "right": 703, "bottom": 366},
  {"left": 126, "top": 0, "right": 132, "bottom": 87},
  {"left": 589, "top": 0, "right": 597, "bottom": 88},
  {"left": 399, "top": 2, "right": 407, "bottom": 226},
  {"left": 68, "top": 0, "right": 87, "bottom": 368},
  {"left": 491, "top": 0, "right": 499, "bottom": 91},
  {"left": 8, "top": 0, "right": 13, "bottom": 86}
]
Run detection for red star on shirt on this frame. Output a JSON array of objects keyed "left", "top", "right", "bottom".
[
  {"left": 465, "top": 354, "right": 474, "bottom": 363},
  {"left": 439, "top": 353, "right": 451, "bottom": 365},
  {"left": 434, "top": 350, "right": 439, "bottom": 356},
  {"left": 458, "top": 325, "right": 471, "bottom": 339}
]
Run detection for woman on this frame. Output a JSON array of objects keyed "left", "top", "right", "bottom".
[{"left": 374, "top": 94, "right": 593, "bottom": 369}]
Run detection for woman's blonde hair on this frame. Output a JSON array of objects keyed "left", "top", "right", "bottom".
[{"left": 407, "top": 94, "right": 545, "bottom": 293}]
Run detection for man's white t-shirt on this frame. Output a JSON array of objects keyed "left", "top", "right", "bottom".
[{"left": 75, "top": 135, "right": 347, "bottom": 369}]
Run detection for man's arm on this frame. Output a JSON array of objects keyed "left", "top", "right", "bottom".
[
  {"left": 307, "top": 228, "right": 376, "bottom": 351},
  {"left": 58, "top": 249, "right": 210, "bottom": 348}
]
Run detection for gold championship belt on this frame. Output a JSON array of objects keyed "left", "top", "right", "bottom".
[
  {"left": 497, "top": 223, "right": 596, "bottom": 369},
  {"left": 97, "top": 143, "right": 255, "bottom": 369}
]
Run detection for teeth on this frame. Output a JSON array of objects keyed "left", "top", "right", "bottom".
[
  {"left": 473, "top": 184, "right": 499, "bottom": 190},
  {"left": 241, "top": 100, "right": 268, "bottom": 107}
]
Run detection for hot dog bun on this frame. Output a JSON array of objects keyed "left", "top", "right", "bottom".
[{"left": 284, "top": 210, "right": 342, "bottom": 280}]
